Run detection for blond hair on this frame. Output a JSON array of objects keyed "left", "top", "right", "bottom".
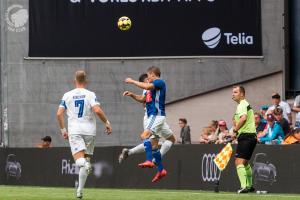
[{"left": 75, "top": 70, "right": 87, "bottom": 84}]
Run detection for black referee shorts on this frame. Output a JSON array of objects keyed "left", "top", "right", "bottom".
[{"left": 235, "top": 134, "right": 257, "bottom": 160}]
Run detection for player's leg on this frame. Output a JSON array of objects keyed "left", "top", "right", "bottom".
[
  {"left": 118, "top": 114, "right": 149, "bottom": 163},
  {"left": 151, "top": 138, "right": 167, "bottom": 183},
  {"left": 138, "top": 129, "right": 155, "bottom": 168},
  {"left": 137, "top": 115, "right": 158, "bottom": 167},
  {"left": 235, "top": 135, "right": 257, "bottom": 193},
  {"left": 160, "top": 121, "right": 175, "bottom": 157},
  {"left": 69, "top": 135, "right": 90, "bottom": 199}
]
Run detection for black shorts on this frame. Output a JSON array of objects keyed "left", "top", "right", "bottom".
[{"left": 235, "top": 134, "right": 257, "bottom": 160}]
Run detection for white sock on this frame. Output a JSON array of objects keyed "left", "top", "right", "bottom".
[
  {"left": 77, "top": 166, "right": 88, "bottom": 193},
  {"left": 128, "top": 143, "right": 145, "bottom": 155},
  {"left": 75, "top": 157, "right": 86, "bottom": 167},
  {"left": 160, "top": 140, "right": 173, "bottom": 157}
]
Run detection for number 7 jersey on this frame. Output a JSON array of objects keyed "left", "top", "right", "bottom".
[{"left": 59, "top": 88, "right": 100, "bottom": 136}]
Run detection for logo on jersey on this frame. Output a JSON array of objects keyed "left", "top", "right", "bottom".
[{"left": 146, "top": 91, "right": 152, "bottom": 103}]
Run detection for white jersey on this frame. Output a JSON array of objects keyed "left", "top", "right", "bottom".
[{"left": 59, "top": 88, "right": 100, "bottom": 136}]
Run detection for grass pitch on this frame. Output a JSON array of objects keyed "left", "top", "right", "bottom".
[{"left": 0, "top": 186, "right": 300, "bottom": 200}]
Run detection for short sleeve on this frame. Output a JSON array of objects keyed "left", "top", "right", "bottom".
[
  {"left": 237, "top": 101, "right": 247, "bottom": 117},
  {"left": 142, "top": 89, "right": 147, "bottom": 96},
  {"left": 90, "top": 92, "right": 100, "bottom": 107},
  {"left": 294, "top": 96, "right": 300, "bottom": 107},
  {"left": 284, "top": 102, "right": 291, "bottom": 114},
  {"left": 59, "top": 94, "right": 67, "bottom": 109},
  {"left": 153, "top": 79, "right": 165, "bottom": 90}
]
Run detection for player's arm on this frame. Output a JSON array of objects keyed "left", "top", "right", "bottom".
[
  {"left": 56, "top": 107, "right": 68, "bottom": 140},
  {"left": 92, "top": 105, "right": 112, "bottom": 135},
  {"left": 123, "top": 91, "right": 146, "bottom": 103},
  {"left": 125, "top": 78, "right": 155, "bottom": 90}
]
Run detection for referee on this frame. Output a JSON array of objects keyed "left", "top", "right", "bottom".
[{"left": 232, "top": 85, "right": 257, "bottom": 193}]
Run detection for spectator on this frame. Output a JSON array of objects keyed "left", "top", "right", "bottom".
[
  {"left": 178, "top": 118, "right": 191, "bottom": 144},
  {"left": 273, "top": 107, "right": 290, "bottom": 136},
  {"left": 254, "top": 112, "right": 267, "bottom": 135},
  {"left": 199, "top": 120, "right": 218, "bottom": 144},
  {"left": 36, "top": 136, "right": 52, "bottom": 148},
  {"left": 260, "top": 105, "right": 269, "bottom": 121},
  {"left": 292, "top": 95, "right": 300, "bottom": 128},
  {"left": 282, "top": 128, "right": 300, "bottom": 144},
  {"left": 258, "top": 114, "right": 284, "bottom": 145},
  {"left": 266, "top": 93, "right": 292, "bottom": 124},
  {"left": 215, "top": 120, "right": 234, "bottom": 144}
]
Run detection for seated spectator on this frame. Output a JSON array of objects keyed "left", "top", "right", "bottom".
[
  {"left": 36, "top": 136, "right": 52, "bottom": 148},
  {"left": 178, "top": 118, "right": 191, "bottom": 144},
  {"left": 254, "top": 111, "right": 267, "bottom": 135},
  {"left": 266, "top": 93, "right": 292, "bottom": 124},
  {"left": 215, "top": 120, "right": 235, "bottom": 144},
  {"left": 258, "top": 114, "right": 284, "bottom": 145},
  {"left": 260, "top": 105, "right": 269, "bottom": 121},
  {"left": 282, "top": 128, "right": 300, "bottom": 144},
  {"left": 273, "top": 107, "right": 290, "bottom": 136},
  {"left": 199, "top": 120, "right": 218, "bottom": 144}
]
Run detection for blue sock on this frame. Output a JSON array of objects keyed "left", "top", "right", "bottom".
[
  {"left": 143, "top": 139, "right": 152, "bottom": 161},
  {"left": 152, "top": 149, "right": 163, "bottom": 172}
]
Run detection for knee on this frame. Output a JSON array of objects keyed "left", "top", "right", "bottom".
[{"left": 75, "top": 157, "right": 86, "bottom": 167}]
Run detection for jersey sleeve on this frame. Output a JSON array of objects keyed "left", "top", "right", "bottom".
[
  {"left": 237, "top": 101, "right": 248, "bottom": 117},
  {"left": 59, "top": 94, "right": 67, "bottom": 109},
  {"left": 90, "top": 92, "right": 100, "bottom": 107},
  {"left": 284, "top": 102, "right": 291, "bottom": 114},
  {"left": 142, "top": 89, "right": 147, "bottom": 96},
  {"left": 294, "top": 96, "right": 300, "bottom": 107},
  {"left": 152, "top": 79, "right": 165, "bottom": 90}
]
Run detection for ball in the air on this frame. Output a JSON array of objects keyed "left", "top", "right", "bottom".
[{"left": 118, "top": 16, "right": 132, "bottom": 31}]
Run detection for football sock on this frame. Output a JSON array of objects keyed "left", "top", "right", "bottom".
[
  {"left": 152, "top": 149, "right": 163, "bottom": 172},
  {"left": 77, "top": 166, "right": 88, "bottom": 193},
  {"left": 128, "top": 143, "right": 145, "bottom": 155},
  {"left": 143, "top": 139, "right": 153, "bottom": 161},
  {"left": 160, "top": 140, "right": 173, "bottom": 157},
  {"left": 236, "top": 164, "right": 247, "bottom": 189},
  {"left": 245, "top": 164, "right": 253, "bottom": 188},
  {"left": 75, "top": 157, "right": 86, "bottom": 167}
]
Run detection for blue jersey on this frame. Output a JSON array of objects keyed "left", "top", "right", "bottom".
[{"left": 145, "top": 79, "right": 166, "bottom": 117}]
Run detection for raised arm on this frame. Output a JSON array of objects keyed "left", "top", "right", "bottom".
[
  {"left": 123, "top": 91, "right": 146, "bottom": 103},
  {"left": 125, "top": 78, "right": 155, "bottom": 90}
]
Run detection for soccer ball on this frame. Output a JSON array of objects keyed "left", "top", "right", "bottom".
[{"left": 117, "top": 16, "right": 132, "bottom": 31}]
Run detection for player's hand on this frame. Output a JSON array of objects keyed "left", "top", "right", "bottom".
[
  {"left": 105, "top": 121, "right": 112, "bottom": 135},
  {"left": 60, "top": 128, "right": 69, "bottom": 140},
  {"left": 125, "top": 78, "right": 134, "bottom": 84},
  {"left": 123, "top": 91, "right": 132, "bottom": 97},
  {"left": 62, "top": 132, "right": 69, "bottom": 140}
]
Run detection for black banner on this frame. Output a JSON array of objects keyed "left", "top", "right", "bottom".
[
  {"left": 1, "top": 145, "right": 300, "bottom": 193},
  {"left": 29, "top": 0, "right": 262, "bottom": 57}
]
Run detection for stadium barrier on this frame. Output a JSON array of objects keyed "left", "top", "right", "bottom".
[{"left": 0, "top": 145, "right": 299, "bottom": 193}]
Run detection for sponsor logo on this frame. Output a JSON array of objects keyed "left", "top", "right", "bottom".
[
  {"left": 202, "top": 27, "right": 254, "bottom": 49},
  {"left": 5, "top": 5, "right": 28, "bottom": 32},
  {"left": 201, "top": 153, "right": 221, "bottom": 182},
  {"left": 61, "top": 159, "right": 113, "bottom": 178},
  {"left": 202, "top": 27, "right": 222, "bottom": 49},
  {"left": 5, "top": 154, "right": 22, "bottom": 180},
  {"left": 253, "top": 153, "right": 277, "bottom": 185}
]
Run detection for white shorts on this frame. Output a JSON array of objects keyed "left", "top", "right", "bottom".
[
  {"left": 145, "top": 115, "right": 173, "bottom": 139},
  {"left": 143, "top": 114, "right": 148, "bottom": 130},
  {"left": 69, "top": 135, "right": 95, "bottom": 156}
]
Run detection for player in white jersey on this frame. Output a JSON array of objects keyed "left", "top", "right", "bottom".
[{"left": 56, "top": 70, "right": 112, "bottom": 199}]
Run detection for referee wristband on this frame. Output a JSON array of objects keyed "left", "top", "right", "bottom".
[{"left": 60, "top": 128, "right": 67, "bottom": 135}]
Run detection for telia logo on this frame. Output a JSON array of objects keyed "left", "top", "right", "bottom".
[
  {"left": 202, "top": 27, "right": 254, "bottom": 49},
  {"left": 202, "top": 27, "right": 222, "bottom": 49}
]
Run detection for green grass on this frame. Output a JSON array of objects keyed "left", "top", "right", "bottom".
[{"left": 0, "top": 186, "right": 300, "bottom": 200}]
